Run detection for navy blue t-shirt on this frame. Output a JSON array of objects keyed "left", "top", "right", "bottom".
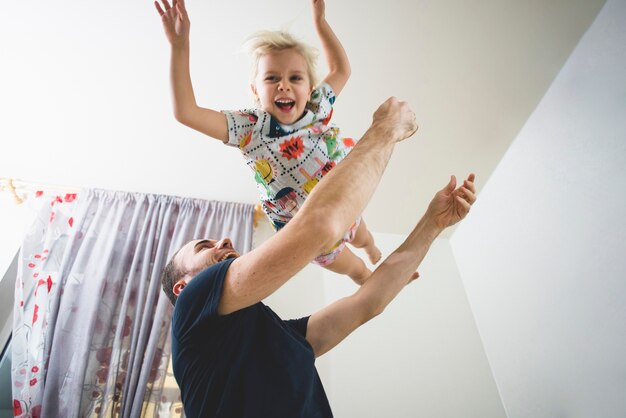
[{"left": 171, "top": 258, "right": 333, "bottom": 417}]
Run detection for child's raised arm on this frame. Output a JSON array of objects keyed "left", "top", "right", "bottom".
[
  {"left": 312, "top": 0, "right": 351, "bottom": 96},
  {"left": 155, "top": 0, "right": 228, "bottom": 143}
]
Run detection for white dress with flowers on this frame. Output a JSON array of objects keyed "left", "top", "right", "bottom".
[{"left": 222, "top": 83, "right": 357, "bottom": 231}]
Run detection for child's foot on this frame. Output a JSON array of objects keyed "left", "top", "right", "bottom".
[{"left": 365, "top": 244, "right": 382, "bottom": 264}]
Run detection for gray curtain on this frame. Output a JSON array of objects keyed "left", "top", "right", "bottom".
[{"left": 12, "top": 189, "right": 254, "bottom": 418}]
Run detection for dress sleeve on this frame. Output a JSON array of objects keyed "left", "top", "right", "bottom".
[
  {"left": 221, "top": 110, "right": 260, "bottom": 148},
  {"left": 307, "top": 82, "right": 336, "bottom": 122}
]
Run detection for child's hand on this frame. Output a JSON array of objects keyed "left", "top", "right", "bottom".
[
  {"left": 312, "top": 0, "right": 326, "bottom": 23},
  {"left": 154, "top": 0, "right": 190, "bottom": 47}
]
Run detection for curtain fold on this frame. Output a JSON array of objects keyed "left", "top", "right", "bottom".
[{"left": 12, "top": 189, "right": 255, "bottom": 418}]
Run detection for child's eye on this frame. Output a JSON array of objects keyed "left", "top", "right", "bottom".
[
  {"left": 290, "top": 76, "right": 303, "bottom": 82},
  {"left": 265, "top": 76, "right": 279, "bottom": 82}
]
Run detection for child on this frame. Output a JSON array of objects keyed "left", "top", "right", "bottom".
[{"left": 155, "top": 0, "right": 382, "bottom": 284}]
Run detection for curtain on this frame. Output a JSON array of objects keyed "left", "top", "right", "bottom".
[{"left": 12, "top": 189, "right": 255, "bottom": 418}]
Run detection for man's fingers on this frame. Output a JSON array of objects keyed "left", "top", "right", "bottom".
[
  {"left": 446, "top": 175, "right": 457, "bottom": 191},
  {"left": 407, "top": 121, "right": 418, "bottom": 138},
  {"left": 406, "top": 106, "right": 417, "bottom": 130},
  {"left": 455, "top": 195, "right": 471, "bottom": 212},
  {"left": 464, "top": 174, "right": 476, "bottom": 191},
  {"left": 463, "top": 180, "right": 476, "bottom": 194},
  {"left": 399, "top": 101, "right": 418, "bottom": 138},
  {"left": 458, "top": 187, "right": 476, "bottom": 203}
]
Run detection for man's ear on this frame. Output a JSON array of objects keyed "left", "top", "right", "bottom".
[{"left": 173, "top": 280, "right": 186, "bottom": 296}]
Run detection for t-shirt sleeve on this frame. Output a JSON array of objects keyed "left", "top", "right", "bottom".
[
  {"left": 308, "top": 82, "right": 336, "bottom": 121},
  {"left": 284, "top": 316, "right": 310, "bottom": 338},
  {"left": 221, "top": 110, "right": 259, "bottom": 149},
  {"left": 172, "top": 258, "right": 236, "bottom": 337}
]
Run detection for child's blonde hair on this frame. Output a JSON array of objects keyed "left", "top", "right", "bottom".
[{"left": 245, "top": 30, "right": 320, "bottom": 88}]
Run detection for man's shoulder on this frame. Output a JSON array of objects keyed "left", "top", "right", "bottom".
[{"left": 174, "top": 258, "right": 237, "bottom": 324}]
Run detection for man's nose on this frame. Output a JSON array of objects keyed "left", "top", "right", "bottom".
[{"left": 217, "top": 238, "right": 233, "bottom": 249}]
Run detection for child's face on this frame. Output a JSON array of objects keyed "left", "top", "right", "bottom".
[{"left": 252, "top": 49, "right": 313, "bottom": 125}]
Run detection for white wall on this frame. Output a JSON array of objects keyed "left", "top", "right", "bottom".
[
  {"left": 262, "top": 230, "right": 506, "bottom": 417},
  {"left": 0, "top": 196, "right": 37, "bottom": 284},
  {"left": 0, "top": 0, "right": 605, "bottom": 238},
  {"left": 450, "top": 1, "right": 626, "bottom": 417}
]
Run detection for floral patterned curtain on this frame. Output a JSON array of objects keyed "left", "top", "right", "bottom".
[{"left": 12, "top": 189, "right": 254, "bottom": 418}]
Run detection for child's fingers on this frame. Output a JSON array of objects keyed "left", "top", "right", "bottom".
[
  {"left": 176, "top": 3, "right": 188, "bottom": 19},
  {"left": 154, "top": 1, "right": 164, "bottom": 16},
  {"left": 161, "top": 0, "right": 172, "bottom": 12}
]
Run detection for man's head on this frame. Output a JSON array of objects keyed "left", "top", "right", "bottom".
[{"left": 161, "top": 238, "right": 240, "bottom": 306}]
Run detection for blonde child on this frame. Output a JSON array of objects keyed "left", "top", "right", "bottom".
[{"left": 155, "top": 0, "right": 382, "bottom": 284}]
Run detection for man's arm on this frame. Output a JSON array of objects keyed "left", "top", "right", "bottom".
[
  {"left": 155, "top": 0, "right": 228, "bottom": 142},
  {"left": 218, "top": 98, "right": 418, "bottom": 315},
  {"left": 312, "top": 0, "right": 351, "bottom": 96},
  {"left": 306, "top": 174, "right": 477, "bottom": 357}
]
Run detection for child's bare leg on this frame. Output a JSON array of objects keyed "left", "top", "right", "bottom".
[
  {"left": 350, "top": 219, "right": 382, "bottom": 264},
  {"left": 324, "top": 247, "right": 372, "bottom": 285}
]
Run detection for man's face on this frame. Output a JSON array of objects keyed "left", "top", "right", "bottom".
[
  {"left": 251, "top": 48, "right": 313, "bottom": 125},
  {"left": 172, "top": 238, "right": 240, "bottom": 296}
]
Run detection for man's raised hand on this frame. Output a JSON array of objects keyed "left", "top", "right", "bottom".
[
  {"left": 426, "top": 173, "right": 477, "bottom": 230},
  {"left": 372, "top": 97, "right": 418, "bottom": 142}
]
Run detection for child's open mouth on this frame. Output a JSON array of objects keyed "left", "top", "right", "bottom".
[{"left": 275, "top": 99, "right": 295, "bottom": 112}]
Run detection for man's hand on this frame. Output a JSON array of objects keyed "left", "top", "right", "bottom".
[
  {"left": 306, "top": 174, "right": 475, "bottom": 357},
  {"left": 154, "top": 0, "right": 190, "bottom": 48},
  {"left": 426, "top": 174, "right": 477, "bottom": 230},
  {"left": 372, "top": 97, "right": 418, "bottom": 142}
]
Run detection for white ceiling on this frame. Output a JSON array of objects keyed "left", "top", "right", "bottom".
[{"left": 0, "top": 0, "right": 605, "bottom": 238}]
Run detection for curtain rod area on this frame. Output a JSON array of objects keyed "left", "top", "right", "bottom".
[
  {"left": 1, "top": 177, "right": 266, "bottom": 227},
  {"left": 0, "top": 177, "right": 80, "bottom": 204}
]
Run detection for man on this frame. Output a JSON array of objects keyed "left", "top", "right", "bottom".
[{"left": 161, "top": 97, "right": 476, "bottom": 417}]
